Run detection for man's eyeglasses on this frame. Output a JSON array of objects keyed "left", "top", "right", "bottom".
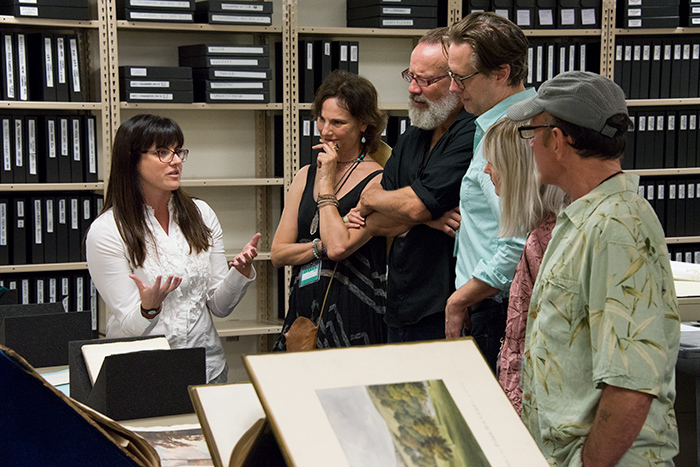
[
  {"left": 147, "top": 147, "right": 189, "bottom": 163},
  {"left": 447, "top": 70, "right": 480, "bottom": 90},
  {"left": 517, "top": 125, "right": 559, "bottom": 140},
  {"left": 401, "top": 68, "right": 448, "bottom": 87}
]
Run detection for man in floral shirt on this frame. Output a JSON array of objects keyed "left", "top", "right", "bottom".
[{"left": 508, "top": 71, "right": 680, "bottom": 465}]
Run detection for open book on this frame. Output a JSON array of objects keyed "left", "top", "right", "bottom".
[
  {"left": 81, "top": 337, "right": 170, "bottom": 385},
  {"left": 189, "top": 383, "right": 266, "bottom": 467}
]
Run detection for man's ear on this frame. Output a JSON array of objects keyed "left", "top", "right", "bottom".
[
  {"left": 550, "top": 127, "right": 569, "bottom": 161},
  {"left": 494, "top": 64, "right": 511, "bottom": 84}
]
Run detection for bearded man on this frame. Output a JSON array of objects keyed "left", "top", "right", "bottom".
[{"left": 355, "top": 28, "right": 475, "bottom": 342}]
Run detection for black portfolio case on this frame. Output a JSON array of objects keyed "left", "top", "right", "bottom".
[
  {"left": 69, "top": 336, "right": 206, "bottom": 420},
  {"left": 0, "top": 302, "right": 92, "bottom": 367}
]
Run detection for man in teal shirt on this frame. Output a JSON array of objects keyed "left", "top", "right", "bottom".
[
  {"left": 508, "top": 71, "right": 679, "bottom": 465},
  {"left": 443, "top": 12, "right": 531, "bottom": 372}
]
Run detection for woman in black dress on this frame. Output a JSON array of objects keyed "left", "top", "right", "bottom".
[{"left": 271, "top": 70, "right": 388, "bottom": 349}]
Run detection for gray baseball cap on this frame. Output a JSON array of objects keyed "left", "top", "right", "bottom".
[{"left": 507, "top": 71, "right": 629, "bottom": 138}]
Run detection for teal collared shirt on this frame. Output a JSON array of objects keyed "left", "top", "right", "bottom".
[{"left": 454, "top": 88, "right": 536, "bottom": 293}]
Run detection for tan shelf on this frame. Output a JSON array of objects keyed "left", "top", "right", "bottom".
[
  {"left": 0, "top": 182, "right": 104, "bottom": 191},
  {"left": 0, "top": 262, "right": 88, "bottom": 274},
  {"left": 180, "top": 178, "right": 284, "bottom": 187},
  {"left": 627, "top": 98, "right": 700, "bottom": 107},
  {"left": 679, "top": 296, "right": 700, "bottom": 322},
  {"left": 215, "top": 318, "right": 283, "bottom": 337},
  {"left": 117, "top": 21, "right": 282, "bottom": 33},
  {"left": 666, "top": 237, "right": 700, "bottom": 244},
  {"left": 615, "top": 27, "right": 700, "bottom": 35},
  {"left": 119, "top": 102, "right": 283, "bottom": 111},
  {"left": 629, "top": 168, "right": 700, "bottom": 177},
  {"left": 0, "top": 101, "right": 104, "bottom": 110},
  {"left": 297, "top": 26, "right": 428, "bottom": 37},
  {"left": 297, "top": 102, "right": 408, "bottom": 111},
  {"left": 0, "top": 15, "right": 99, "bottom": 28},
  {"left": 524, "top": 29, "right": 602, "bottom": 36}
]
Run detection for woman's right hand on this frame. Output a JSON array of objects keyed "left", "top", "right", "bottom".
[
  {"left": 129, "top": 274, "right": 182, "bottom": 311},
  {"left": 344, "top": 207, "right": 365, "bottom": 230},
  {"left": 313, "top": 139, "right": 338, "bottom": 194}
]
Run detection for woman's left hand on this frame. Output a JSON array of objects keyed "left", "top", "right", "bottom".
[
  {"left": 344, "top": 207, "right": 365, "bottom": 229},
  {"left": 230, "top": 232, "right": 261, "bottom": 278}
]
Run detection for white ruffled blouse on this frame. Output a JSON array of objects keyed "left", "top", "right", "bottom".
[{"left": 86, "top": 199, "right": 255, "bottom": 382}]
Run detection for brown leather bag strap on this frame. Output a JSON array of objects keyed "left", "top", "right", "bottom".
[{"left": 316, "top": 262, "right": 339, "bottom": 325}]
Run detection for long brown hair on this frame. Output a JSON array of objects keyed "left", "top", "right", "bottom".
[{"left": 101, "top": 114, "right": 211, "bottom": 267}]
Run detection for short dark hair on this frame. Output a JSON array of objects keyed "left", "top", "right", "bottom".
[
  {"left": 312, "top": 69, "right": 387, "bottom": 155},
  {"left": 444, "top": 12, "right": 528, "bottom": 87},
  {"left": 547, "top": 113, "right": 633, "bottom": 160}
]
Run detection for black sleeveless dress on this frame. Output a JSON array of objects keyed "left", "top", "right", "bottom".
[{"left": 273, "top": 164, "right": 387, "bottom": 350}]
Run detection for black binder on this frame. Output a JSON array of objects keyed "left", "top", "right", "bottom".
[
  {"left": 314, "top": 39, "right": 332, "bottom": 93},
  {"left": 677, "top": 181, "right": 687, "bottom": 237},
  {"left": 659, "top": 40, "right": 672, "bottom": 99},
  {"left": 299, "top": 111, "right": 313, "bottom": 168},
  {"left": 25, "top": 116, "right": 39, "bottom": 183},
  {"left": 492, "top": 0, "right": 513, "bottom": 20},
  {"left": 15, "top": 33, "right": 28, "bottom": 101},
  {"left": 0, "top": 303, "right": 91, "bottom": 367},
  {"left": 26, "top": 33, "right": 56, "bottom": 101},
  {"left": 331, "top": 41, "right": 349, "bottom": 71},
  {"left": 0, "top": 196, "right": 7, "bottom": 265},
  {"left": 558, "top": 0, "right": 580, "bottom": 28},
  {"left": 677, "top": 112, "right": 689, "bottom": 168},
  {"left": 652, "top": 113, "right": 664, "bottom": 168},
  {"left": 69, "top": 336, "right": 207, "bottom": 420},
  {"left": 622, "top": 112, "right": 635, "bottom": 169},
  {"left": 57, "top": 116, "right": 71, "bottom": 183},
  {"left": 54, "top": 34, "right": 69, "bottom": 101},
  {"left": 649, "top": 41, "right": 662, "bottom": 99},
  {"left": 40, "top": 116, "right": 59, "bottom": 183},
  {"left": 690, "top": 41, "right": 700, "bottom": 98},
  {"left": 66, "top": 34, "right": 83, "bottom": 102},
  {"left": 1, "top": 32, "right": 17, "bottom": 101},
  {"left": 29, "top": 197, "right": 44, "bottom": 264},
  {"left": 666, "top": 179, "right": 677, "bottom": 237},
  {"left": 580, "top": 0, "right": 600, "bottom": 28},
  {"left": 299, "top": 40, "right": 315, "bottom": 103},
  {"left": 536, "top": 0, "right": 557, "bottom": 28},
  {"left": 68, "top": 196, "right": 81, "bottom": 262},
  {"left": 83, "top": 115, "right": 98, "bottom": 182},
  {"left": 680, "top": 41, "right": 692, "bottom": 98},
  {"left": 689, "top": 112, "right": 699, "bottom": 168},
  {"left": 11, "top": 116, "right": 25, "bottom": 183},
  {"left": 10, "top": 197, "right": 26, "bottom": 264},
  {"left": 55, "top": 195, "right": 69, "bottom": 263},
  {"left": 620, "top": 40, "right": 632, "bottom": 97},
  {"left": 629, "top": 43, "right": 642, "bottom": 99},
  {"left": 663, "top": 111, "right": 676, "bottom": 169},
  {"left": 639, "top": 43, "right": 651, "bottom": 99},
  {"left": 43, "top": 197, "right": 57, "bottom": 263},
  {"left": 635, "top": 111, "right": 648, "bottom": 169},
  {"left": 70, "top": 116, "right": 83, "bottom": 182},
  {"left": 670, "top": 41, "right": 682, "bottom": 98},
  {"left": 655, "top": 180, "right": 666, "bottom": 234},
  {"left": 349, "top": 41, "right": 359, "bottom": 74},
  {"left": 0, "top": 115, "right": 13, "bottom": 183}
]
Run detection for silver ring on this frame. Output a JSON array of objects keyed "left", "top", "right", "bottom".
[{"left": 342, "top": 215, "right": 349, "bottom": 223}]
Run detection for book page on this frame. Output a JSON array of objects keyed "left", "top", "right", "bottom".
[
  {"left": 189, "top": 383, "right": 264, "bottom": 467},
  {"left": 81, "top": 337, "right": 170, "bottom": 385}
]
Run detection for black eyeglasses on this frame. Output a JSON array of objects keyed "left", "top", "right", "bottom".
[
  {"left": 447, "top": 69, "right": 480, "bottom": 90},
  {"left": 401, "top": 68, "right": 448, "bottom": 87},
  {"left": 147, "top": 147, "right": 189, "bottom": 163},
  {"left": 517, "top": 125, "right": 558, "bottom": 140}
]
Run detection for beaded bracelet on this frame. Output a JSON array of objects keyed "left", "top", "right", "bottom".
[{"left": 312, "top": 238, "right": 325, "bottom": 259}]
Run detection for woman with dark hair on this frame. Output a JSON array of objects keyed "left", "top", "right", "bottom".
[
  {"left": 86, "top": 114, "right": 259, "bottom": 384},
  {"left": 271, "top": 70, "right": 388, "bottom": 350}
]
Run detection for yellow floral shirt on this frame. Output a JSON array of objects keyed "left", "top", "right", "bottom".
[{"left": 522, "top": 173, "right": 680, "bottom": 466}]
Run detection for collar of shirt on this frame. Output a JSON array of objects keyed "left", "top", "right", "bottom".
[
  {"left": 474, "top": 87, "right": 537, "bottom": 150},
  {"left": 561, "top": 172, "right": 640, "bottom": 229}
]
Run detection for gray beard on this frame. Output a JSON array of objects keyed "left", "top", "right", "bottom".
[{"left": 408, "top": 92, "right": 461, "bottom": 130}]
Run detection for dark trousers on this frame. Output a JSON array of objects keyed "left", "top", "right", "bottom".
[
  {"left": 466, "top": 298, "right": 508, "bottom": 375},
  {"left": 387, "top": 310, "right": 446, "bottom": 343}
]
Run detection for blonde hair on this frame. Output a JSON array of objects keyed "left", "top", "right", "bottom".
[{"left": 483, "top": 117, "right": 569, "bottom": 237}]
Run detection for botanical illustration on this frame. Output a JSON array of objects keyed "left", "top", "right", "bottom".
[{"left": 317, "top": 379, "right": 489, "bottom": 467}]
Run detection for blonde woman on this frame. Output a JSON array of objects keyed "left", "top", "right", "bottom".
[{"left": 482, "top": 117, "right": 569, "bottom": 415}]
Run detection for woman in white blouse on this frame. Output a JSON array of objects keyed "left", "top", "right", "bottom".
[{"left": 86, "top": 114, "right": 259, "bottom": 384}]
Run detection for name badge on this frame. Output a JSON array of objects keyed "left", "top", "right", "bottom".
[{"left": 299, "top": 261, "right": 321, "bottom": 287}]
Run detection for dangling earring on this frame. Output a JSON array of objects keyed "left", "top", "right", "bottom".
[{"left": 361, "top": 132, "right": 366, "bottom": 144}]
